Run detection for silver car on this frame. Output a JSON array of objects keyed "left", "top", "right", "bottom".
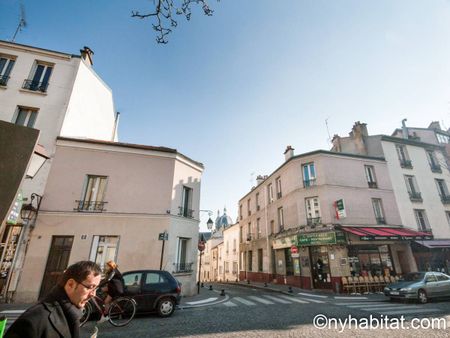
[{"left": 384, "top": 271, "right": 450, "bottom": 303}]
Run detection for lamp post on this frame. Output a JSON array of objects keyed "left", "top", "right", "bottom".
[
  {"left": 197, "top": 217, "right": 213, "bottom": 294},
  {"left": 20, "top": 193, "right": 42, "bottom": 224}
]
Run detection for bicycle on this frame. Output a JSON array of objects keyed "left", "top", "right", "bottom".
[{"left": 80, "top": 293, "right": 137, "bottom": 327}]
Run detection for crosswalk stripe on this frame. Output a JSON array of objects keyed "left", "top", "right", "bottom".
[
  {"left": 278, "top": 295, "right": 309, "bottom": 304},
  {"left": 233, "top": 297, "right": 256, "bottom": 306},
  {"left": 263, "top": 295, "right": 292, "bottom": 304},
  {"left": 247, "top": 296, "right": 275, "bottom": 305},
  {"left": 297, "top": 297, "right": 324, "bottom": 303},
  {"left": 346, "top": 303, "right": 410, "bottom": 308},
  {"left": 382, "top": 308, "right": 441, "bottom": 316},
  {"left": 223, "top": 301, "right": 237, "bottom": 307},
  {"left": 335, "top": 302, "right": 387, "bottom": 306},
  {"left": 297, "top": 292, "right": 328, "bottom": 298},
  {"left": 334, "top": 296, "right": 368, "bottom": 300}
]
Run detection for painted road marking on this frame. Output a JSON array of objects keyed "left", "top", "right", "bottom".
[
  {"left": 223, "top": 301, "right": 237, "bottom": 307},
  {"left": 297, "top": 297, "right": 325, "bottom": 304},
  {"left": 279, "top": 295, "right": 309, "bottom": 304},
  {"left": 297, "top": 292, "right": 328, "bottom": 298},
  {"left": 233, "top": 297, "right": 256, "bottom": 306},
  {"left": 334, "top": 296, "right": 368, "bottom": 300},
  {"left": 247, "top": 296, "right": 275, "bottom": 305},
  {"left": 263, "top": 295, "right": 292, "bottom": 304},
  {"left": 185, "top": 297, "right": 218, "bottom": 305}
]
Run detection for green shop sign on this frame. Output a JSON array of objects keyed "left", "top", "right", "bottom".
[{"left": 298, "top": 231, "right": 346, "bottom": 246}]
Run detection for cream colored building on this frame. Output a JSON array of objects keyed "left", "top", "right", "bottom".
[
  {"left": 222, "top": 223, "right": 240, "bottom": 282},
  {"left": 14, "top": 137, "right": 203, "bottom": 302},
  {"left": 239, "top": 146, "right": 428, "bottom": 292}
]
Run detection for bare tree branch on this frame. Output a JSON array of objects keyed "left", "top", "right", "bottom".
[{"left": 132, "top": 0, "right": 218, "bottom": 44}]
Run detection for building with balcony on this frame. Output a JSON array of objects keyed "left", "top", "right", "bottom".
[
  {"left": 239, "top": 146, "right": 429, "bottom": 292},
  {"left": 13, "top": 137, "right": 203, "bottom": 302},
  {"left": 332, "top": 121, "right": 450, "bottom": 273},
  {"left": 0, "top": 40, "right": 117, "bottom": 301}
]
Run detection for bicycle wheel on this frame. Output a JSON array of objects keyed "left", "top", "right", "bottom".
[
  {"left": 80, "top": 301, "right": 92, "bottom": 327},
  {"left": 108, "top": 297, "right": 136, "bottom": 327}
]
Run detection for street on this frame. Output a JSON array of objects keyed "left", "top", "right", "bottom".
[{"left": 78, "top": 283, "right": 450, "bottom": 337}]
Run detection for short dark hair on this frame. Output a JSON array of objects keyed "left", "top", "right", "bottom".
[{"left": 58, "top": 261, "right": 102, "bottom": 287}]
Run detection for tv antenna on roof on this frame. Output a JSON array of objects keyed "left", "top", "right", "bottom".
[
  {"left": 325, "top": 117, "right": 332, "bottom": 146},
  {"left": 11, "top": 3, "right": 27, "bottom": 42}
]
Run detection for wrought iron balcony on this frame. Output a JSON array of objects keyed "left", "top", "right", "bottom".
[
  {"left": 173, "top": 262, "right": 193, "bottom": 273},
  {"left": 0, "top": 75, "right": 9, "bottom": 86},
  {"left": 303, "top": 178, "right": 317, "bottom": 188},
  {"left": 178, "top": 206, "right": 194, "bottom": 218},
  {"left": 368, "top": 181, "right": 378, "bottom": 189},
  {"left": 440, "top": 195, "right": 450, "bottom": 204},
  {"left": 399, "top": 159, "right": 413, "bottom": 169},
  {"left": 376, "top": 217, "right": 386, "bottom": 225},
  {"left": 246, "top": 233, "right": 253, "bottom": 241},
  {"left": 408, "top": 191, "right": 423, "bottom": 202},
  {"left": 307, "top": 217, "right": 321, "bottom": 226},
  {"left": 430, "top": 164, "right": 442, "bottom": 173},
  {"left": 74, "top": 200, "right": 107, "bottom": 212},
  {"left": 22, "top": 79, "right": 49, "bottom": 93},
  {"left": 277, "top": 192, "right": 282, "bottom": 199}
]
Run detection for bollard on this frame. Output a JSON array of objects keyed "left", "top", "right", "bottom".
[
  {"left": 288, "top": 286, "right": 293, "bottom": 293},
  {"left": 209, "top": 285, "right": 213, "bottom": 290},
  {"left": 264, "top": 282, "right": 268, "bottom": 287},
  {"left": 220, "top": 289, "right": 225, "bottom": 296},
  {"left": 201, "top": 282, "right": 204, "bottom": 288},
  {"left": 0, "top": 315, "right": 6, "bottom": 338},
  {"left": 247, "top": 279, "right": 250, "bottom": 284}
]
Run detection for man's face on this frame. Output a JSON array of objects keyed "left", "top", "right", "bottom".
[{"left": 65, "top": 272, "right": 101, "bottom": 308}]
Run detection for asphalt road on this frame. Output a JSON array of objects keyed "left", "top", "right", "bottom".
[{"left": 81, "top": 283, "right": 450, "bottom": 338}]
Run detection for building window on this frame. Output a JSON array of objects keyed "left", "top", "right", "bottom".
[
  {"left": 247, "top": 198, "right": 251, "bottom": 216},
  {"left": 89, "top": 236, "right": 119, "bottom": 271},
  {"left": 364, "top": 165, "right": 377, "bottom": 188},
  {"left": 270, "top": 220, "right": 275, "bottom": 234},
  {"left": 13, "top": 106, "right": 38, "bottom": 128},
  {"left": 179, "top": 186, "right": 193, "bottom": 218},
  {"left": 233, "top": 239, "right": 236, "bottom": 252},
  {"left": 240, "top": 226, "right": 243, "bottom": 243},
  {"left": 276, "top": 177, "right": 282, "bottom": 199},
  {"left": 256, "top": 193, "right": 260, "bottom": 211},
  {"left": 395, "top": 145, "right": 412, "bottom": 168},
  {"left": 23, "top": 61, "right": 53, "bottom": 92},
  {"left": 305, "top": 197, "right": 321, "bottom": 225},
  {"left": 414, "top": 209, "right": 431, "bottom": 232},
  {"left": 0, "top": 55, "right": 16, "bottom": 86},
  {"left": 267, "top": 184, "right": 274, "bottom": 203},
  {"left": 256, "top": 218, "right": 261, "bottom": 239},
  {"left": 258, "top": 249, "right": 263, "bottom": 272},
  {"left": 446, "top": 211, "right": 450, "bottom": 227},
  {"left": 232, "top": 262, "right": 238, "bottom": 275},
  {"left": 226, "top": 241, "right": 229, "bottom": 254},
  {"left": 76, "top": 175, "right": 108, "bottom": 212},
  {"left": 248, "top": 250, "right": 253, "bottom": 272},
  {"left": 176, "top": 237, "right": 192, "bottom": 272},
  {"left": 247, "top": 223, "right": 251, "bottom": 241},
  {"left": 436, "top": 133, "right": 450, "bottom": 144},
  {"left": 372, "top": 198, "right": 385, "bottom": 224},
  {"left": 427, "top": 151, "right": 441, "bottom": 173},
  {"left": 303, "top": 163, "right": 316, "bottom": 187},
  {"left": 404, "top": 175, "right": 422, "bottom": 202},
  {"left": 278, "top": 207, "right": 284, "bottom": 231},
  {"left": 436, "top": 179, "right": 450, "bottom": 204},
  {"left": 239, "top": 204, "right": 243, "bottom": 220}
]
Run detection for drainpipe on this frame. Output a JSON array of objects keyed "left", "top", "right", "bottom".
[
  {"left": 264, "top": 180, "right": 271, "bottom": 282},
  {"left": 401, "top": 119, "right": 408, "bottom": 139}
]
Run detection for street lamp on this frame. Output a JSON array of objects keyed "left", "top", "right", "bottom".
[
  {"left": 207, "top": 217, "right": 213, "bottom": 231},
  {"left": 20, "top": 193, "right": 42, "bottom": 224}
]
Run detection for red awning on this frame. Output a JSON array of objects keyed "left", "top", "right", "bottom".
[{"left": 340, "top": 226, "right": 433, "bottom": 241}]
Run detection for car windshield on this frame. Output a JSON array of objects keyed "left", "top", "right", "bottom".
[{"left": 401, "top": 272, "right": 425, "bottom": 281}]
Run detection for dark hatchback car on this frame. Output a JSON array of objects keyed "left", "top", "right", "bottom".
[{"left": 123, "top": 270, "right": 181, "bottom": 317}]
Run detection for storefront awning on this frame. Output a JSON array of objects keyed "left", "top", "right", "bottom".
[
  {"left": 414, "top": 239, "right": 450, "bottom": 249},
  {"left": 340, "top": 226, "right": 433, "bottom": 241}
]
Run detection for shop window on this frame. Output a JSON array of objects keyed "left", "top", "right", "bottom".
[
  {"left": 248, "top": 250, "right": 253, "bottom": 271},
  {"left": 258, "top": 249, "right": 263, "bottom": 272},
  {"left": 284, "top": 248, "right": 294, "bottom": 276}
]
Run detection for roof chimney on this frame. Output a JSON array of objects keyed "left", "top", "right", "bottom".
[
  {"left": 256, "top": 175, "right": 265, "bottom": 185},
  {"left": 401, "top": 119, "right": 408, "bottom": 139},
  {"left": 80, "top": 46, "right": 94, "bottom": 66},
  {"left": 284, "top": 145, "right": 294, "bottom": 161}
]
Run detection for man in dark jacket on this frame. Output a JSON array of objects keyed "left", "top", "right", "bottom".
[{"left": 5, "top": 260, "right": 102, "bottom": 338}]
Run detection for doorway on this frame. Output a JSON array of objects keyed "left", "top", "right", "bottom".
[
  {"left": 310, "top": 246, "right": 332, "bottom": 289},
  {"left": 39, "top": 236, "right": 73, "bottom": 299}
]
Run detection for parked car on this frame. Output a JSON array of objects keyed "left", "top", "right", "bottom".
[
  {"left": 122, "top": 270, "right": 182, "bottom": 317},
  {"left": 384, "top": 271, "right": 450, "bottom": 303}
]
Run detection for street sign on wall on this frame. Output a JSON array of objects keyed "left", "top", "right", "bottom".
[{"left": 335, "top": 199, "right": 346, "bottom": 219}]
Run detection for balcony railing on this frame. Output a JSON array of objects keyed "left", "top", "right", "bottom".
[
  {"left": 376, "top": 217, "right": 386, "bottom": 225},
  {"left": 399, "top": 159, "right": 413, "bottom": 169},
  {"left": 178, "top": 206, "right": 194, "bottom": 218},
  {"left": 256, "top": 205, "right": 260, "bottom": 211},
  {"left": 277, "top": 192, "right": 282, "bottom": 199},
  {"left": 408, "top": 191, "right": 423, "bottom": 202},
  {"left": 440, "top": 195, "right": 450, "bottom": 204},
  {"left": 0, "top": 75, "right": 9, "bottom": 86},
  {"left": 303, "top": 178, "right": 317, "bottom": 188},
  {"left": 368, "top": 181, "right": 378, "bottom": 189},
  {"left": 246, "top": 233, "right": 253, "bottom": 241},
  {"left": 307, "top": 217, "right": 321, "bottom": 226},
  {"left": 173, "top": 262, "right": 193, "bottom": 273},
  {"left": 430, "top": 164, "right": 442, "bottom": 173},
  {"left": 74, "top": 200, "right": 107, "bottom": 212},
  {"left": 22, "top": 79, "right": 49, "bottom": 93}
]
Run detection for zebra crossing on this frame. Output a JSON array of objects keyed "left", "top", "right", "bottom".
[
  {"left": 222, "top": 294, "right": 319, "bottom": 308},
  {"left": 334, "top": 300, "right": 445, "bottom": 319},
  {"left": 0, "top": 309, "right": 25, "bottom": 331}
]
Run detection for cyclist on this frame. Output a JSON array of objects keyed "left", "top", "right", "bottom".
[{"left": 98, "top": 260, "right": 124, "bottom": 323}]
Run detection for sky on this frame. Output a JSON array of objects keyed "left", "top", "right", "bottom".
[{"left": 2, "top": 0, "right": 450, "bottom": 231}]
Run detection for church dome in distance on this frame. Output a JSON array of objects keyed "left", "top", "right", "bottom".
[{"left": 215, "top": 208, "right": 233, "bottom": 231}]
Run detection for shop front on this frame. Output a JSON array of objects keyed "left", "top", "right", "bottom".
[{"left": 411, "top": 240, "right": 450, "bottom": 274}]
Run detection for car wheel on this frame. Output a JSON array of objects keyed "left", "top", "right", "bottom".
[
  {"left": 157, "top": 297, "right": 175, "bottom": 317},
  {"left": 418, "top": 289, "right": 428, "bottom": 304}
]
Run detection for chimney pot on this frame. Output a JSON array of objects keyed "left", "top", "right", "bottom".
[{"left": 284, "top": 145, "right": 295, "bottom": 161}]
